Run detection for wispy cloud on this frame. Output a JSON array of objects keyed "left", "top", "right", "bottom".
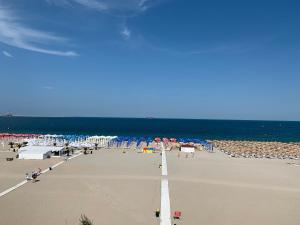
[
  {"left": 112, "top": 31, "right": 254, "bottom": 56},
  {"left": 2, "top": 50, "right": 13, "bottom": 57},
  {"left": 161, "top": 44, "right": 253, "bottom": 56},
  {"left": 46, "top": 0, "right": 107, "bottom": 11},
  {"left": 0, "top": 5, "right": 78, "bottom": 56},
  {"left": 45, "top": 0, "right": 171, "bottom": 43},
  {"left": 46, "top": 0, "right": 162, "bottom": 14},
  {"left": 121, "top": 25, "right": 131, "bottom": 40},
  {"left": 73, "top": 0, "right": 107, "bottom": 10},
  {"left": 138, "top": 0, "right": 149, "bottom": 11}
]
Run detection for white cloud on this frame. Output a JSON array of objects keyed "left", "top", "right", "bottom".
[
  {"left": 46, "top": 0, "right": 157, "bottom": 13},
  {"left": 0, "top": 6, "right": 78, "bottom": 57},
  {"left": 73, "top": 0, "right": 107, "bottom": 10},
  {"left": 121, "top": 26, "right": 131, "bottom": 40},
  {"left": 47, "top": 0, "right": 107, "bottom": 10},
  {"left": 2, "top": 50, "right": 13, "bottom": 57},
  {"left": 139, "top": 0, "right": 149, "bottom": 11}
]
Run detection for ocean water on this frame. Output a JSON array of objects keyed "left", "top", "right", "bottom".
[{"left": 0, "top": 117, "right": 300, "bottom": 142}]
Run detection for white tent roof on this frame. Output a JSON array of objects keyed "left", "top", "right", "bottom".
[
  {"left": 87, "top": 135, "right": 117, "bottom": 140},
  {"left": 19, "top": 146, "right": 64, "bottom": 154}
]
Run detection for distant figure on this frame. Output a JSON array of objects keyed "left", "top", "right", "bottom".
[
  {"left": 155, "top": 209, "right": 160, "bottom": 218},
  {"left": 31, "top": 172, "right": 37, "bottom": 182},
  {"left": 49, "top": 166, "right": 52, "bottom": 171},
  {"left": 31, "top": 168, "right": 42, "bottom": 183}
]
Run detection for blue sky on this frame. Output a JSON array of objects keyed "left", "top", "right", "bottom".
[{"left": 0, "top": 0, "right": 300, "bottom": 120}]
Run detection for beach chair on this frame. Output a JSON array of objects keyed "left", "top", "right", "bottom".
[{"left": 173, "top": 211, "right": 182, "bottom": 220}]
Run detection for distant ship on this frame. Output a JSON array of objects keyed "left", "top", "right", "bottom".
[{"left": 0, "top": 113, "right": 14, "bottom": 117}]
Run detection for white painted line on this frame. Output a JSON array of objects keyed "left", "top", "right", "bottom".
[
  {"left": 0, "top": 153, "right": 82, "bottom": 198},
  {"left": 0, "top": 180, "right": 27, "bottom": 198},
  {"left": 68, "top": 153, "right": 83, "bottom": 160},
  {"left": 41, "top": 161, "right": 64, "bottom": 174},
  {"left": 160, "top": 178, "right": 171, "bottom": 225},
  {"left": 160, "top": 143, "right": 171, "bottom": 225},
  {"left": 162, "top": 150, "right": 168, "bottom": 176}
]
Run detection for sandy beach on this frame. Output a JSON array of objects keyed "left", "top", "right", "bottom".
[
  {"left": 0, "top": 150, "right": 161, "bottom": 225},
  {"left": 213, "top": 140, "right": 300, "bottom": 159},
  {"left": 168, "top": 150, "right": 300, "bottom": 225},
  {"left": 1, "top": 146, "right": 300, "bottom": 225},
  {"left": 0, "top": 151, "right": 61, "bottom": 192}
]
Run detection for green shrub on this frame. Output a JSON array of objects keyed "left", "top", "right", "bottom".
[{"left": 79, "top": 214, "right": 93, "bottom": 225}]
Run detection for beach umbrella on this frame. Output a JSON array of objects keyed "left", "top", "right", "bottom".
[
  {"left": 163, "top": 138, "right": 169, "bottom": 144},
  {"left": 170, "top": 138, "right": 177, "bottom": 143},
  {"left": 155, "top": 137, "right": 161, "bottom": 143}
]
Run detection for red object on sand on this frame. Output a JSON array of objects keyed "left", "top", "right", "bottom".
[{"left": 173, "top": 211, "right": 182, "bottom": 219}]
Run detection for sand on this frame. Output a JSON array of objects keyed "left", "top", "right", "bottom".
[
  {"left": 0, "top": 150, "right": 161, "bottom": 225},
  {"left": 168, "top": 150, "right": 300, "bottom": 225},
  {"left": 0, "top": 151, "right": 61, "bottom": 192},
  {"left": 213, "top": 140, "right": 300, "bottom": 159},
  {"left": 0, "top": 148, "right": 300, "bottom": 225}
]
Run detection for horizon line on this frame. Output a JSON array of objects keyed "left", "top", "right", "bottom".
[{"left": 1, "top": 115, "right": 300, "bottom": 123}]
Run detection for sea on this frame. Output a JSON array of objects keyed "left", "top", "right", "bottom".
[{"left": 0, "top": 117, "right": 300, "bottom": 142}]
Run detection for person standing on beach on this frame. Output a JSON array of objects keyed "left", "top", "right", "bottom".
[{"left": 31, "top": 172, "right": 37, "bottom": 183}]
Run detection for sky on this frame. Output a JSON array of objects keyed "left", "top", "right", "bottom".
[{"left": 0, "top": 0, "right": 300, "bottom": 120}]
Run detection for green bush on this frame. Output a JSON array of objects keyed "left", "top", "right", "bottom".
[{"left": 79, "top": 214, "right": 93, "bottom": 225}]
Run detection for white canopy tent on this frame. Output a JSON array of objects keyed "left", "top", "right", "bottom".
[
  {"left": 18, "top": 146, "right": 64, "bottom": 160},
  {"left": 86, "top": 136, "right": 117, "bottom": 147},
  {"left": 180, "top": 145, "right": 195, "bottom": 153}
]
